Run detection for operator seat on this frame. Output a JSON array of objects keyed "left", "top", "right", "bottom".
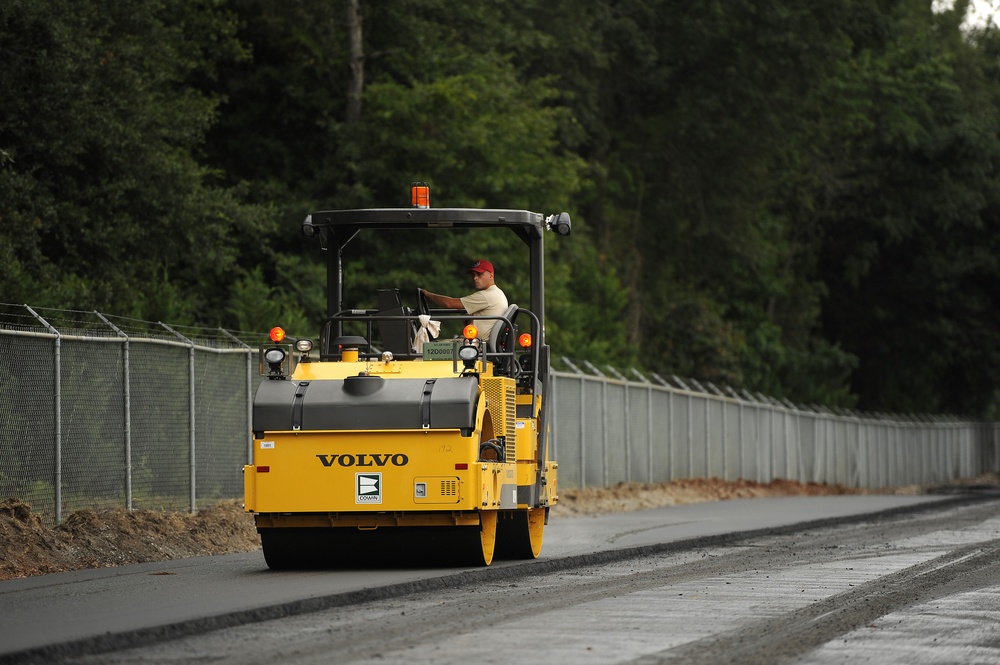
[
  {"left": 487, "top": 304, "right": 519, "bottom": 376},
  {"left": 376, "top": 288, "right": 416, "bottom": 357}
]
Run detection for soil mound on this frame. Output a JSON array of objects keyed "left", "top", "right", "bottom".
[
  {"left": 1, "top": 474, "right": 994, "bottom": 580},
  {"left": 0, "top": 499, "right": 258, "bottom": 580}
]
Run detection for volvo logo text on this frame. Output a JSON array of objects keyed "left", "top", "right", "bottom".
[{"left": 316, "top": 453, "right": 409, "bottom": 468}]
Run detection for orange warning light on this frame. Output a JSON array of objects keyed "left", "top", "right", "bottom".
[
  {"left": 411, "top": 182, "right": 430, "bottom": 208},
  {"left": 518, "top": 333, "right": 532, "bottom": 348},
  {"left": 463, "top": 324, "right": 479, "bottom": 340},
  {"left": 269, "top": 327, "right": 286, "bottom": 343}
]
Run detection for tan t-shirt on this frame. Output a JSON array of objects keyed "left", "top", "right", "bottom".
[{"left": 461, "top": 284, "right": 509, "bottom": 340}]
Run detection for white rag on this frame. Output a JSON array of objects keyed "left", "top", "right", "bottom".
[{"left": 413, "top": 314, "right": 441, "bottom": 354}]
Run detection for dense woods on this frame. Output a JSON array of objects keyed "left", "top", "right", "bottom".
[{"left": 3, "top": 0, "right": 1000, "bottom": 416}]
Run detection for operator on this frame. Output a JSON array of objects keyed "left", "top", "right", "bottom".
[{"left": 421, "top": 259, "right": 508, "bottom": 340}]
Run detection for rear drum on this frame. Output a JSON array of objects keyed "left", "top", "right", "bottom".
[{"left": 494, "top": 507, "right": 545, "bottom": 559}]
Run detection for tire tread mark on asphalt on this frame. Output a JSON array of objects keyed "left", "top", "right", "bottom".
[{"left": 624, "top": 538, "right": 1000, "bottom": 665}]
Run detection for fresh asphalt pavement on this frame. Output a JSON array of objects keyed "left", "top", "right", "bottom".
[{"left": 0, "top": 494, "right": 955, "bottom": 661}]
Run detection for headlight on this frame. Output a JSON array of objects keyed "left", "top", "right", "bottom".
[
  {"left": 259, "top": 343, "right": 293, "bottom": 378},
  {"left": 264, "top": 348, "right": 286, "bottom": 365},
  {"left": 547, "top": 212, "right": 572, "bottom": 236},
  {"left": 458, "top": 343, "right": 479, "bottom": 370},
  {"left": 296, "top": 339, "right": 314, "bottom": 353}
]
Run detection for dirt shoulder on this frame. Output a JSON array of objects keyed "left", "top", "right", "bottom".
[{"left": 2, "top": 475, "right": 994, "bottom": 581}]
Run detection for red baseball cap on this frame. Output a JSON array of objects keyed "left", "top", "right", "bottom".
[{"left": 466, "top": 259, "right": 494, "bottom": 274}]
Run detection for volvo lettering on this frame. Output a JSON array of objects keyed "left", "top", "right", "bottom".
[{"left": 316, "top": 454, "right": 409, "bottom": 467}]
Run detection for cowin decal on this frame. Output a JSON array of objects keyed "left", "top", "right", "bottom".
[
  {"left": 316, "top": 453, "right": 409, "bottom": 467},
  {"left": 356, "top": 473, "right": 382, "bottom": 504}
]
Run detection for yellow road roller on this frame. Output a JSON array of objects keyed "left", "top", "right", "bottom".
[{"left": 244, "top": 186, "right": 571, "bottom": 567}]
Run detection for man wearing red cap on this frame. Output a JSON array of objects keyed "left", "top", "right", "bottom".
[{"left": 421, "top": 259, "right": 509, "bottom": 339}]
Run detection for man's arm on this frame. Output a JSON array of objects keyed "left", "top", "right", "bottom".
[{"left": 421, "top": 288, "right": 465, "bottom": 310}]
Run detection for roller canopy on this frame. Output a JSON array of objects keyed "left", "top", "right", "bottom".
[{"left": 254, "top": 376, "right": 479, "bottom": 432}]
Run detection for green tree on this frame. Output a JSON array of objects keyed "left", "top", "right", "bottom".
[
  {"left": 0, "top": 0, "right": 263, "bottom": 322},
  {"left": 7, "top": 0, "right": 1000, "bottom": 416},
  {"left": 519, "top": 0, "right": 862, "bottom": 399},
  {"left": 206, "top": 0, "right": 629, "bottom": 360},
  {"left": 816, "top": 1, "right": 1000, "bottom": 415}
]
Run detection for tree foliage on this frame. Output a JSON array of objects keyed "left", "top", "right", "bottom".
[
  {"left": 0, "top": 0, "right": 270, "bottom": 322},
  {"left": 3, "top": 0, "right": 1000, "bottom": 415}
]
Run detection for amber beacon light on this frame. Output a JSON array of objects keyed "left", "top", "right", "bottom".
[{"left": 411, "top": 182, "right": 430, "bottom": 208}]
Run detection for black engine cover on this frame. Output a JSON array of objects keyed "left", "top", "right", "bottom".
[{"left": 253, "top": 376, "right": 479, "bottom": 432}]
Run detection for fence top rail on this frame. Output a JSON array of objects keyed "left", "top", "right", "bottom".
[
  {"left": 0, "top": 303, "right": 271, "bottom": 352},
  {"left": 0, "top": 326, "right": 253, "bottom": 354},
  {"left": 553, "top": 369, "right": 768, "bottom": 406},
  {"left": 551, "top": 369, "right": 988, "bottom": 429}
]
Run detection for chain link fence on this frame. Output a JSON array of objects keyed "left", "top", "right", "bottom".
[
  {"left": 550, "top": 360, "right": 1000, "bottom": 490},
  {"left": 0, "top": 305, "right": 267, "bottom": 524},
  {"left": 3, "top": 305, "right": 998, "bottom": 525}
]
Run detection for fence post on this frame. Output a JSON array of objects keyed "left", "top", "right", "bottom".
[
  {"left": 828, "top": 404, "right": 832, "bottom": 483},
  {"left": 796, "top": 405, "right": 804, "bottom": 483},
  {"left": 562, "top": 358, "right": 587, "bottom": 488},
  {"left": 96, "top": 312, "right": 131, "bottom": 510},
  {"left": 582, "top": 361, "right": 610, "bottom": 486},
  {"left": 580, "top": 375, "right": 586, "bottom": 488},
  {"left": 721, "top": 390, "right": 728, "bottom": 479},
  {"left": 668, "top": 385, "right": 675, "bottom": 481},
  {"left": 606, "top": 365, "right": 630, "bottom": 482},
  {"left": 552, "top": 374, "right": 560, "bottom": 460},
  {"left": 161, "top": 323, "right": 197, "bottom": 513},
  {"left": 563, "top": 356, "right": 587, "bottom": 489},
  {"left": 782, "top": 400, "right": 790, "bottom": 479},
  {"left": 220, "top": 328, "right": 254, "bottom": 465},
  {"left": 647, "top": 382, "right": 653, "bottom": 483},
  {"left": 853, "top": 416, "right": 861, "bottom": 488},
  {"left": 601, "top": 372, "right": 609, "bottom": 487},
  {"left": 671, "top": 377, "right": 694, "bottom": 478},
  {"left": 769, "top": 398, "right": 776, "bottom": 481},
  {"left": 702, "top": 385, "right": 711, "bottom": 477},
  {"left": 738, "top": 394, "right": 745, "bottom": 480},
  {"left": 994, "top": 422, "right": 999, "bottom": 473},
  {"left": 629, "top": 368, "right": 654, "bottom": 483},
  {"left": 652, "top": 374, "right": 673, "bottom": 481},
  {"left": 625, "top": 379, "right": 631, "bottom": 482},
  {"left": 756, "top": 398, "right": 764, "bottom": 483},
  {"left": 550, "top": 374, "right": 558, "bottom": 462},
  {"left": 815, "top": 414, "right": 823, "bottom": 484},
  {"left": 26, "top": 306, "right": 61, "bottom": 523}
]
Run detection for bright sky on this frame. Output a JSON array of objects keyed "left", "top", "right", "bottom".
[{"left": 933, "top": 0, "right": 1000, "bottom": 30}]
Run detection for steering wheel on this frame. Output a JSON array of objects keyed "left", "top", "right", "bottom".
[{"left": 415, "top": 287, "right": 431, "bottom": 317}]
